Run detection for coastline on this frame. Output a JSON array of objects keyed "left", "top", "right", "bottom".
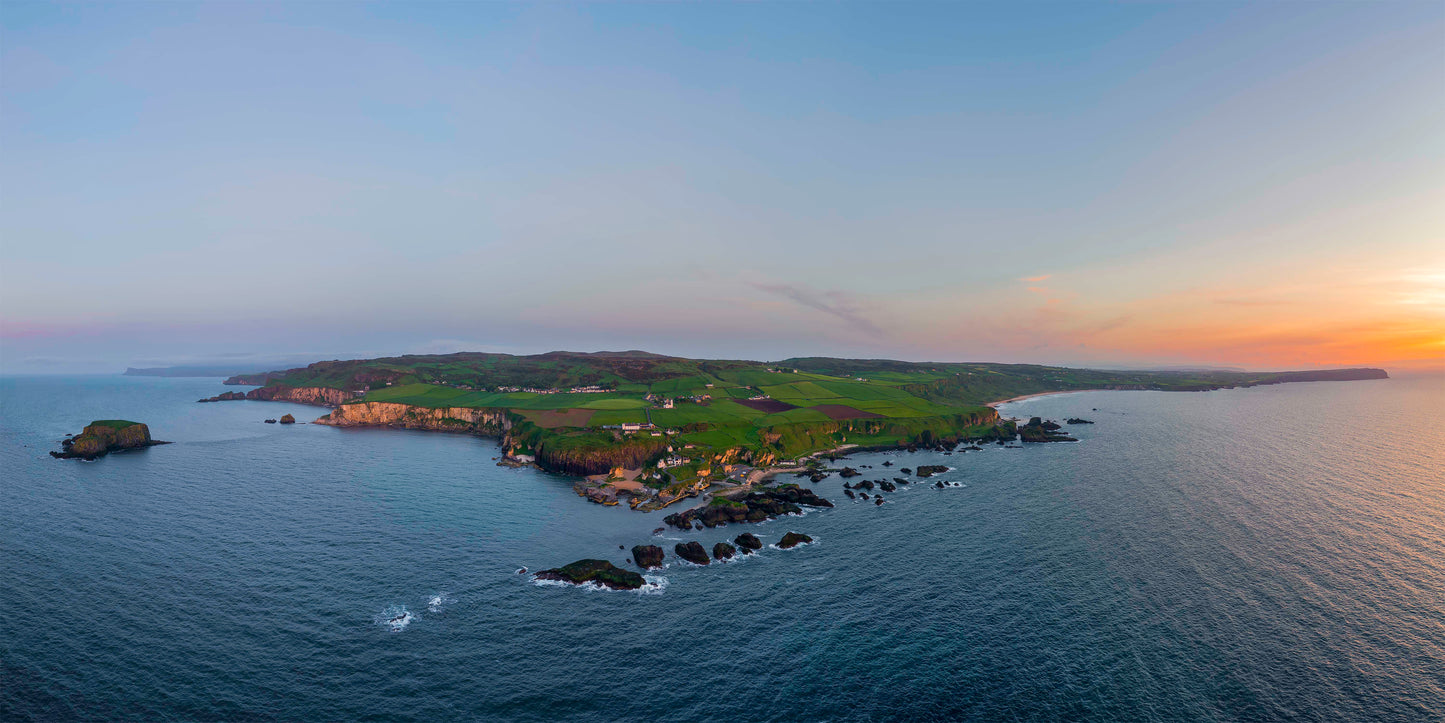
[{"left": 986, "top": 390, "right": 1087, "bottom": 409}]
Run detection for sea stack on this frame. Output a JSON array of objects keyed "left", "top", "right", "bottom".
[{"left": 51, "top": 421, "right": 167, "bottom": 460}]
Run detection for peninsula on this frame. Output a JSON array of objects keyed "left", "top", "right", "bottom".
[{"left": 205, "top": 351, "right": 1385, "bottom": 511}]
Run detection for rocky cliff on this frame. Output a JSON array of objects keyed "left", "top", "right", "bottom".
[
  {"left": 315, "top": 402, "right": 512, "bottom": 434},
  {"left": 245, "top": 385, "right": 356, "bottom": 406},
  {"left": 52, "top": 421, "right": 167, "bottom": 460}
]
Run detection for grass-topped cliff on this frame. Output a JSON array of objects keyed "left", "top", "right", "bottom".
[{"left": 223, "top": 351, "right": 1386, "bottom": 478}]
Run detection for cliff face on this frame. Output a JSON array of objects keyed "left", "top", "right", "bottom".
[
  {"left": 533, "top": 437, "right": 670, "bottom": 477},
  {"left": 245, "top": 385, "right": 356, "bottom": 406},
  {"left": 53, "top": 421, "right": 165, "bottom": 460},
  {"left": 315, "top": 402, "right": 512, "bottom": 434}
]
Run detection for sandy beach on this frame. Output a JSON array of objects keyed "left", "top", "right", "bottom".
[{"left": 986, "top": 390, "right": 1087, "bottom": 408}]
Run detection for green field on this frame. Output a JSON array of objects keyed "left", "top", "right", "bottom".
[{"left": 228, "top": 350, "right": 1385, "bottom": 476}]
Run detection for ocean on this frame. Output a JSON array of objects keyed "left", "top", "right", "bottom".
[{"left": 2, "top": 373, "right": 1442, "bottom": 721}]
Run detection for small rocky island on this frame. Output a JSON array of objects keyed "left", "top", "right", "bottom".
[
  {"left": 534, "top": 559, "right": 646, "bottom": 590},
  {"left": 52, "top": 420, "right": 168, "bottom": 460},
  {"left": 1018, "top": 417, "right": 1078, "bottom": 443}
]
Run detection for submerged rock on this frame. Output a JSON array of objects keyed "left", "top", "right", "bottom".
[
  {"left": 534, "top": 559, "right": 644, "bottom": 590},
  {"left": 776, "top": 532, "right": 813, "bottom": 549},
  {"left": 632, "top": 544, "right": 665, "bottom": 570},
  {"left": 839, "top": 467, "right": 861, "bottom": 478},
  {"left": 1065, "top": 418, "right": 1094, "bottom": 425},
  {"left": 675, "top": 541, "right": 710, "bottom": 565}
]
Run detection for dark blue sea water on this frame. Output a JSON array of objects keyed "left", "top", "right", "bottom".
[{"left": 2, "top": 374, "right": 1442, "bottom": 722}]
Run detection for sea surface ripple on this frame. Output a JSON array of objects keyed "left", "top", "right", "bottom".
[{"left": 1, "top": 374, "right": 1441, "bottom": 721}]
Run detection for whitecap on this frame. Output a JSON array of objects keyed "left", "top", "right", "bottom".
[
  {"left": 427, "top": 592, "right": 452, "bottom": 614},
  {"left": 377, "top": 606, "right": 413, "bottom": 632}
]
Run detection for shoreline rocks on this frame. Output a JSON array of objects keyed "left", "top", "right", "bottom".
[
  {"left": 734, "top": 533, "right": 762, "bottom": 553},
  {"left": 713, "top": 542, "right": 736, "bottom": 561},
  {"left": 662, "top": 484, "right": 832, "bottom": 530},
  {"left": 776, "top": 532, "right": 813, "bottom": 549}
]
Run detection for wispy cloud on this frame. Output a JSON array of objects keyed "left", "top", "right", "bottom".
[
  {"left": 1019, "top": 274, "right": 1051, "bottom": 283},
  {"left": 750, "top": 283, "right": 883, "bottom": 335}
]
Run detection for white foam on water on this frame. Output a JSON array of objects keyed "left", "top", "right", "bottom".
[
  {"left": 427, "top": 592, "right": 452, "bottom": 614},
  {"left": 636, "top": 575, "right": 668, "bottom": 595},
  {"left": 377, "top": 606, "right": 413, "bottom": 632},
  {"left": 768, "top": 536, "right": 818, "bottom": 551},
  {"left": 532, "top": 575, "right": 669, "bottom": 596}
]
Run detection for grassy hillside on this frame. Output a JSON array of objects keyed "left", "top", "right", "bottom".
[{"left": 227, "top": 352, "right": 1385, "bottom": 479}]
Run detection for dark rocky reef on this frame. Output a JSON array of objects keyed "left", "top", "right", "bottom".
[
  {"left": 662, "top": 484, "right": 832, "bottom": 530},
  {"left": 734, "top": 533, "right": 762, "bottom": 553},
  {"left": 1019, "top": 417, "right": 1076, "bottom": 442},
  {"left": 713, "top": 542, "right": 737, "bottom": 561},
  {"left": 675, "top": 541, "right": 710, "bottom": 565},
  {"left": 838, "top": 467, "right": 861, "bottom": 478},
  {"left": 52, "top": 421, "right": 168, "bottom": 460},
  {"left": 197, "top": 391, "right": 249, "bottom": 402},
  {"left": 632, "top": 545, "right": 665, "bottom": 570},
  {"left": 534, "top": 559, "right": 644, "bottom": 590},
  {"left": 278, "top": 414, "right": 296, "bottom": 424},
  {"left": 1065, "top": 418, "right": 1094, "bottom": 425},
  {"left": 776, "top": 532, "right": 813, "bottom": 549},
  {"left": 915, "top": 465, "right": 948, "bottom": 478}
]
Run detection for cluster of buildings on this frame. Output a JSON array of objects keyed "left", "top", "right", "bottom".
[
  {"left": 656, "top": 455, "right": 691, "bottom": 469},
  {"left": 494, "top": 384, "right": 612, "bottom": 394}
]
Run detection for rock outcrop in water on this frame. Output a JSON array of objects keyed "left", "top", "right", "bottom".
[
  {"left": 534, "top": 559, "right": 644, "bottom": 590},
  {"left": 675, "top": 541, "right": 710, "bottom": 565},
  {"left": 1019, "top": 417, "right": 1077, "bottom": 442},
  {"left": 734, "top": 533, "right": 762, "bottom": 553},
  {"left": 278, "top": 414, "right": 296, "bottom": 424},
  {"left": 713, "top": 542, "right": 737, "bottom": 561},
  {"left": 776, "top": 532, "right": 813, "bottom": 549},
  {"left": 662, "top": 485, "right": 832, "bottom": 530},
  {"left": 631, "top": 545, "right": 665, "bottom": 570},
  {"left": 915, "top": 465, "right": 948, "bottom": 478},
  {"left": 52, "top": 421, "right": 168, "bottom": 460}
]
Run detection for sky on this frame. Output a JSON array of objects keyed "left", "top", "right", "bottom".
[{"left": 2, "top": 1, "right": 1442, "bottom": 374}]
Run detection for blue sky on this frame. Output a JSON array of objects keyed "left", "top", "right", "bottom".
[{"left": 2, "top": 2, "right": 1442, "bottom": 372}]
